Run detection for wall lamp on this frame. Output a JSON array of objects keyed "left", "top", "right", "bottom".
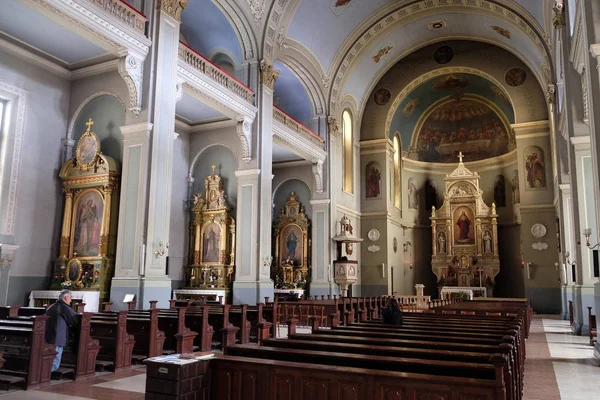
[{"left": 583, "top": 228, "right": 600, "bottom": 250}]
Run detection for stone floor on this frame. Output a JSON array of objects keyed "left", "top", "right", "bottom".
[{"left": 0, "top": 316, "right": 596, "bottom": 399}]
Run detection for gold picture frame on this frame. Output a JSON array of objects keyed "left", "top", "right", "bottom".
[{"left": 65, "top": 258, "right": 82, "bottom": 283}]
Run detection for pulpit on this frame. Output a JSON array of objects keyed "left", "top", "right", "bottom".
[
  {"left": 332, "top": 215, "right": 363, "bottom": 297},
  {"left": 49, "top": 118, "right": 120, "bottom": 302},
  {"left": 184, "top": 166, "right": 236, "bottom": 301},
  {"left": 431, "top": 153, "right": 499, "bottom": 297}
]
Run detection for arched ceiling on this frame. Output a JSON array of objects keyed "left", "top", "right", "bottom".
[
  {"left": 270, "top": 0, "right": 553, "bottom": 119},
  {"left": 273, "top": 61, "right": 313, "bottom": 124}
]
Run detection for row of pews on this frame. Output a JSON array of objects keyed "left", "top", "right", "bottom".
[{"left": 146, "top": 297, "right": 531, "bottom": 400}]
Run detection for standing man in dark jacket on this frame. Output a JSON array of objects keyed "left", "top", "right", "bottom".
[
  {"left": 45, "top": 290, "right": 78, "bottom": 372},
  {"left": 382, "top": 298, "right": 403, "bottom": 325}
]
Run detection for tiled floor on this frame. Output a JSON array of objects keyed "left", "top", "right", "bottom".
[{"left": 0, "top": 316, "right": 596, "bottom": 399}]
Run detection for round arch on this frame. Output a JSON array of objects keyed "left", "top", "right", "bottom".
[
  {"left": 67, "top": 91, "right": 125, "bottom": 140},
  {"left": 189, "top": 143, "right": 239, "bottom": 177}
]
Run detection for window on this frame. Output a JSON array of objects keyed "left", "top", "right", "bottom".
[
  {"left": 342, "top": 109, "right": 353, "bottom": 193},
  {"left": 568, "top": 0, "right": 577, "bottom": 36},
  {"left": 393, "top": 134, "right": 401, "bottom": 208}
]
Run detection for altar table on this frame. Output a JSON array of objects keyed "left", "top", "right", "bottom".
[
  {"left": 274, "top": 289, "right": 304, "bottom": 299},
  {"left": 29, "top": 290, "right": 100, "bottom": 312},
  {"left": 440, "top": 286, "right": 487, "bottom": 300},
  {"left": 172, "top": 289, "right": 227, "bottom": 304}
]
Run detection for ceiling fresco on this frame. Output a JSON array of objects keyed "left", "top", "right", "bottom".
[{"left": 390, "top": 73, "right": 515, "bottom": 156}]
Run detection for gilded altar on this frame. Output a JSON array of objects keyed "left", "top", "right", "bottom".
[
  {"left": 185, "top": 166, "right": 235, "bottom": 294},
  {"left": 273, "top": 193, "right": 311, "bottom": 290},
  {"left": 431, "top": 153, "right": 499, "bottom": 296},
  {"left": 51, "top": 118, "right": 120, "bottom": 302}
]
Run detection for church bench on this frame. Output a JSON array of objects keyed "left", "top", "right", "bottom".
[
  {"left": 128, "top": 308, "right": 200, "bottom": 354},
  {"left": 90, "top": 311, "right": 135, "bottom": 371},
  {"left": 588, "top": 307, "right": 597, "bottom": 346},
  {"left": 209, "top": 354, "right": 508, "bottom": 400},
  {"left": 126, "top": 306, "right": 165, "bottom": 360},
  {"left": 0, "top": 316, "right": 55, "bottom": 390}
]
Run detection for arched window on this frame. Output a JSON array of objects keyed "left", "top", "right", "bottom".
[
  {"left": 393, "top": 134, "right": 401, "bottom": 208},
  {"left": 342, "top": 110, "right": 353, "bottom": 193},
  {"left": 211, "top": 53, "right": 235, "bottom": 76}
]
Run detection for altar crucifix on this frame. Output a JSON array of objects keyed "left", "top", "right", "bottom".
[{"left": 430, "top": 153, "right": 500, "bottom": 297}]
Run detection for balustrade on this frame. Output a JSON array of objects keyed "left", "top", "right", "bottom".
[{"left": 91, "top": 0, "right": 147, "bottom": 34}]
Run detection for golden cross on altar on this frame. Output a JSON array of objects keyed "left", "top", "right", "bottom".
[
  {"left": 85, "top": 118, "right": 94, "bottom": 132},
  {"left": 211, "top": 164, "right": 216, "bottom": 174},
  {"left": 457, "top": 151, "right": 464, "bottom": 163}
]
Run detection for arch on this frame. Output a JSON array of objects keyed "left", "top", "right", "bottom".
[
  {"left": 208, "top": 47, "right": 241, "bottom": 72},
  {"left": 273, "top": 60, "right": 313, "bottom": 122},
  {"left": 272, "top": 178, "right": 313, "bottom": 219},
  {"left": 213, "top": 0, "right": 259, "bottom": 61},
  {"left": 393, "top": 133, "right": 401, "bottom": 208},
  {"left": 189, "top": 142, "right": 239, "bottom": 177},
  {"left": 273, "top": 177, "right": 313, "bottom": 199},
  {"left": 67, "top": 91, "right": 125, "bottom": 140}
]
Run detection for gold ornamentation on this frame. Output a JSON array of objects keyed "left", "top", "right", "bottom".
[
  {"left": 260, "top": 60, "right": 279, "bottom": 90},
  {"left": 159, "top": 0, "right": 188, "bottom": 22},
  {"left": 372, "top": 45, "right": 393, "bottom": 63},
  {"left": 491, "top": 25, "right": 511, "bottom": 39},
  {"left": 75, "top": 119, "right": 101, "bottom": 171}
]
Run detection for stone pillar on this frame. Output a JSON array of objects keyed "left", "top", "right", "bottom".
[
  {"left": 110, "top": 122, "right": 153, "bottom": 308},
  {"left": 0, "top": 245, "right": 19, "bottom": 307},
  {"left": 309, "top": 199, "right": 334, "bottom": 297}
]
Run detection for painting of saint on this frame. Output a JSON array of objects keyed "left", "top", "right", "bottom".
[
  {"left": 374, "top": 88, "right": 391, "bottom": 106},
  {"left": 505, "top": 68, "right": 527, "bottom": 87},
  {"left": 403, "top": 99, "right": 418, "bottom": 116},
  {"left": 280, "top": 225, "right": 303, "bottom": 266},
  {"left": 433, "top": 45, "right": 454, "bottom": 65},
  {"left": 366, "top": 162, "right": 382, "bottom": 199},
  {"left": 483, "top": 231, "right": 493, "bottom": 253},
  {"left": 408, "top": 178, "right": 418, "bottom": 209},
  {"left": 202, "top": 222, "right": 221, "bottom": 263},
  {"left": 415, "top": 98, "right": 510, "bottom": 163},
  {"left": 453, "top": 206, "right": 475, "bottom": 245},
  {"left": 73, "top": 191, "right": 103, "bottom": 256},
  {"left": 330, "top": 0, "right": 353, "bottom": 15},
  {"left": 78, "top": 136, "right": 97, "bottom": 165},
  {"left": 494, "top": 175, "right": 506, "bottom": 207},
  {"left": 524, "top": 147, "right": 546, "bottom": 189},
  {"left": 438, "top": 232, "right": 446, "bottom": 254}
]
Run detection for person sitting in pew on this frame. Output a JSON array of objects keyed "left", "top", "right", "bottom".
[
  {"left": 382, "top": 298, "right": 403, "bottom": 325},
  {"left": 44, "top": 290, "right": 78, "bottom": 372}
]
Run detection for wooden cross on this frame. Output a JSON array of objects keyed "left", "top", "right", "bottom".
[
  {"left": 457, "top": 151, "right": 464, "bottom": 163},
  {"left": 85, "top": 118, "right": 94, "bottom": 132}
]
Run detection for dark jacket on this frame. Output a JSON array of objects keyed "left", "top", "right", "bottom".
[
  {"left": 382, "top": 305, "right": 403, "bottom": 325},
  {"left": 45, "top": 300, "right": 78, "bottom": 347}
]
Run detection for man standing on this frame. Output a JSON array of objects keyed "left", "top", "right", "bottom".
[{"left": 45, "top": 290, "right": 78, "bottom": 372}]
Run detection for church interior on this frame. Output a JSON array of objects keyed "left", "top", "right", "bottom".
[{"left": 0, "top": 0, "right": 599, "bottom": 399}]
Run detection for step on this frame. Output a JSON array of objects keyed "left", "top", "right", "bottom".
[
  {"left": 131, "top": 354, "right": 147, "bottom": 363},
  {"left": 95, "top": 360, "right": 114, "bottom": 372},
  {"left": 0, "top": 373, "right": 25, "bottom": 390},
  {"left": 51, "top": 367, "right": 75, "bottom": 380}
]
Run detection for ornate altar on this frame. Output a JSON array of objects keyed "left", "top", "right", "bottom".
[
  {"left": 50, "top": 118, "right": 120, "bottom": 302},
  {"left": 273, "top": 192, "right": 311, "bottom": 291},
  {"left": 185, "top": 166, "right": 235, "bottom": 296},
  {"left": 431, "top": 153, "right": 499, "bottom": 297}
]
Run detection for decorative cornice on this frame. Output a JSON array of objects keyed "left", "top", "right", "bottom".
[
  {"left": 260, "top": 60, "right": 279, "bottom": 90},
  {"left": 159, "top": 0, "right": 188, "bottom": 22},
  {"left": 246, "top": 0, "right": 266, "bottom": 26},
  {"left": 0, "top": 36, "right": 71, "bottom": 79}
]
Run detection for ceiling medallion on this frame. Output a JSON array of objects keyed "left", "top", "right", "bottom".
[
  {"left": 433, "top": 46, "right": 454, "bottom": 65},
  {"left": 374, "top": 89, "right": 391, "bottom": 106},
  {"left": 491, "top": 25, "right": 511, "bottom": 39},
  {"left": 373, "top": 45, "right": 393, "bottom": 63},
  {"left": 428, "top": 20, "right": 447, "bottom": 30},
  {"left": 505, "top": 68, "right": 527, "bottom": 87}
]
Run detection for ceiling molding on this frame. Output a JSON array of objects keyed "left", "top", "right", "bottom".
[
  {"left": 71, "top": 59, "right": 119, "bottom": 80},
  {"left": 0, "top": 35, "right": 71, "bottom": 79}
]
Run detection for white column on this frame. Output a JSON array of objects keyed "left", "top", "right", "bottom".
[
  {"left": 0, "top": 244, "right": 19, "bottom": 307},
  {"left": 309, "top": 199, "right": 334, "bottom": 296}
]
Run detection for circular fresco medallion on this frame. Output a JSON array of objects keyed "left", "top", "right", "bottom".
[
  {"left": 531, "top": 223, "right": 547, "bottom": 238},
  {"left": 505, "top": 68, "right": 527, "bottom": 87},
  {"left": 393, "top": 237, "right": 398, "bottom": 253},
  {"left": 434, "top": 46, "right": 454, "bottom": 64},
  {"left": 374, "top": 88, "right": 391, "bottom": 105}
]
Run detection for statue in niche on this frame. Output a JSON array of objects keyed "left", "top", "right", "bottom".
[
  {"left": 425, "top": 180, "right": 438, "bottom": 211},
  {"left": 494, "top": 175, "right": 506, "bottom": 207},
  {"left": 438, "top": 232, "right": 446, "bottom": 253},
  {"left": 483, "top": 231, "right": 492, "bottom": 253},
  {"left": 512, "top": 170, "right": 520, "bottom": 203},
  {"left": 408, "top": 178, "right": 419, "bottom": 209}
]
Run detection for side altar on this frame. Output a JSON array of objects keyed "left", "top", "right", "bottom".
[
  {"left": 181, "top": 166, "right": 235, "bottom": 302},
  {"left": 44, "top": 118, "right": 120, "bottom": 306},
  {"left": 431, "top": 153, "right": 499, "bottom": 297}
]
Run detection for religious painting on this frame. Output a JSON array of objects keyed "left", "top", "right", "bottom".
[
  {"left": 425, "top": 180, "right": 438, "bottom": 211},
  {"left": 374, "top": 88, "right": 391, "bottom": 106},
  {"left": 403, "top": 99, "right": 418, "bottom": 116},
  {"left": 280, "top": 224, "right": 303, "bottom": 266},
  {"left": 202, "top": 222, "right": 221, "bottom": 263},
  {"left": 491, "top": 25, "right": 511, "bottom": 39},
  {"left": 434, "top": 75, "right": 469, "bottom": 90},
  {"left": 373, "top": 45, "right": 393, "bottom": 63},
  {"left": 72, "top": 190, "right": 104, "bottom": 257},
  {"left": 453, "top": 206, "right": 475, "bottom": 245},
  {"left": 330, "top": 0, "right": 353, "bottom": 15},
  {"left": 433, "top": 45, "right": 454, "bottom": 64},
  {"left": 365, "top": 161, "right": 382, "bottom": 199},
  {"left": 505, "top": 68, "right": 526, "bottom": 87},
  {"left": 408, "top": 178, "right": 419, "bottom": 209},
  {"left": 524, "top": 146, "right": 546, "bottom": 189},
  {"left": 511, "top": 169, "right": 520, "bottom": 203},
  {"left": 494, "top": 175, "right": 506, "bottom": 207},
  {"left": 415, "top": 98, "right": 510, "bottom": 163},
  {"left": 66, "top": 258, "right": 82, "bottom": 282}
]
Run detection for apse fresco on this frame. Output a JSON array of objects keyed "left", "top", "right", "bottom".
[{"left": 416, "top": 99, "right": 510, "bottom": 163}]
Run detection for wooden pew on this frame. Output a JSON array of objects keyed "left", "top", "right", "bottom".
[
  {"left": 588, "top": 306, "right": 597, "bottom": 346},
  {"left": 0, "top": 352, "right": 4, "bottom": 370},
  {"left": 0, "top": 316, "right": 55, "bottom": 390},
  {"left": 90, "top": 311, "right": 135, "bottom": 371},
  {"left": 126, "top": 301, "right": 165, "bottom": 361}
]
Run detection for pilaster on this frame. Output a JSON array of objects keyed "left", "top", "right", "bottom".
[
  {"left": 0, "top": 244, "right": 19, "bottom": 307},
  {"left": 309, "top": 199, "right": 334, "bottom": 296},
  {"left": 61, "top": 138, "right": 76, "bottom": 164}
]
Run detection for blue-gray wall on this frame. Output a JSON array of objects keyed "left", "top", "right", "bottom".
[
  {"left": 192, "top": 145, "right": 238, "bottom": 216},
  {"left": 273, "top": 179, "right": 312, "bottom": 219}
]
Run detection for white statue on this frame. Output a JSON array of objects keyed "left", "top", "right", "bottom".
[
  {"left": 438, "top": 232, "right": 446, "bottom": 253},
  {"left": 483, "top": 231, "right": 492, "bottom": 253}
]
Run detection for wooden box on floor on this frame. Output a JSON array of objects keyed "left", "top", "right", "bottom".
[{"left": 145, "top": 358, "right": 210, "bottom": 400}]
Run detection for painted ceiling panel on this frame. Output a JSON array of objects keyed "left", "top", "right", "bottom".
[
  {"left": 287, "top": 0, "right": 392, "bottom": 73},
  {"left": 181, "top": 0, "right": 242, "bottom": 63},
  {"left": 273, "top": 61, "right": 313, "bottom": 124},
  {"left": 0, "top": 0, "right": 106, "bottom": 64}
]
